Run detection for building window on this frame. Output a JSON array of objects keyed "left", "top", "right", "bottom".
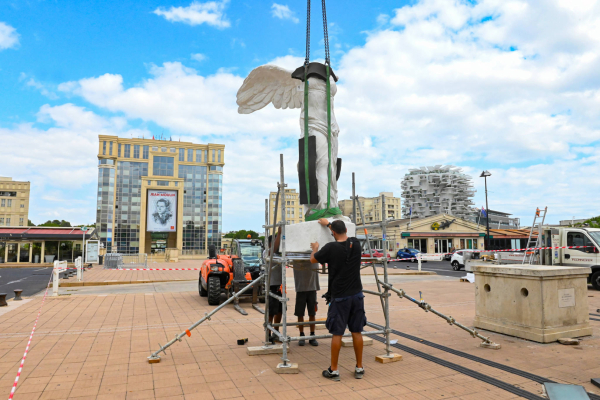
[
  {"left": 102, "top": 141, "right": 106, "bottom": 155},
  {"left": 124, "top": 144, "right": 131, "bottom": 158},
  {"left": 20, "top": 201, "right": 24, "bottom": 208},
  {"left": 170, "top": 147, "right": 176, "bottom": 153},
  {"left": 6, "top": 218, "right": 10, "bottom": 225},
  {"left": 196, "top": 150, "right": 202, "bottom": 163},
  {"left": 143, "top": 145, "right": 149, "bottom": 159},
  {"left": 179, "top": 148, "right": 185, "bottom": 161},
  {"left": 218, "top": 150, "right": 222, "bottom": 163},
  {"left": 1, "top": 199, "right": 4, "bottom": 207},
  {"left": 188, "top": 149, "right": 193, "bottom": 162},
  {"left": 161, "top": 147, "right": 167, "bottom": 152},
  {"left": 153, "top": 156, "right": 175, "bottom": 176},
  {"left": 7, "top": 199, "right": 12, "bottom": 207},
  {"left": 152, "top": 146, "right": 158, "bottom": 151},
  {"left": 204, "top": 150, "right": 208, "bottom": 163},
  {"left": 109, "top": 142, "right": 113, "bottom": 155},
  {"left": 212, "top": 149, "right": 216, "bottom": 162},
  {"left": 118, "top": 143, "right": 122, "bottom": 157},
  {"left": 156, "top": 181, "right": 170, "bottom": 186},
  {"left": 19, "top": 217, "right": 23, "bottom": 226},
  {"left": 134, "top": 145, "right": 140, "bottom": 159}
]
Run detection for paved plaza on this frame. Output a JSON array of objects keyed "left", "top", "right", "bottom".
[{"left": 1, "top": 270, "right": 599, "bottom": 400}]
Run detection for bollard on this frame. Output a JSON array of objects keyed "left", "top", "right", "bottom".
[
  {"left": 418, "top": 254, "right": 422, "bottom": 272},
  {"left": 76, "top": 257, "right": 83, "bottom": 282},
  {"left": 0, "top": 293, "right": 7, "bottom": 307},
  {"left": 14, "top": 289, "right": 23, "bottom": 301},
  {"left": 52, "top": 265, "right": 60, "bottom": 297}
]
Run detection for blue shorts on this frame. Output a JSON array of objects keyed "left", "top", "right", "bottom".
[{"left": 326, "top": 292, "right": 367, "bottom": 336}]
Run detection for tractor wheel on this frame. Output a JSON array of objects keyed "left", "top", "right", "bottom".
[
  {"left": 591, "top": 271, "right": 600, "bottom": 291},
  {"left": 207, "top": 276, "right": 221, "bottom": 305},
  {"left": 452, "top": 261, "right": 460, "bottom": 271},
  {"left": 199, "top": 277, "right": 207, "bottom": 297}
]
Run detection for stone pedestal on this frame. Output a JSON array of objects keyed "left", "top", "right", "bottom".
[
  {"left": 284, "top": 217, "right": 356, "bottom": 253},
  {"left": 470, "top": 263, "right": 592, "bottom": 343}
]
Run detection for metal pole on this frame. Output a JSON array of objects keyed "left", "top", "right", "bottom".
[
  {"left": 278, "top": 154, "right": 290, "bottom": 367},
  {"left": 381, "top": 194, "right": 391, "bottom": 357},
  {"left": 264, "top": 186, "right": 281, "bottom": 346},
  {"left": 264, "top": 198, "right": 271, "bottom": 345},
  {"left": 352, "top": 173, "right": 356, "bottom": 224},
  {"left": 148, "top": 274, "right": 265, "bottom": 361},
  {"left": 485, "top": 176, "right": 490, "bottom": 251}
]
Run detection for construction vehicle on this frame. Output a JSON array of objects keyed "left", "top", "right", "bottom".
[{"left": 199, "top": 239, "right": 265, "bottom": 310}]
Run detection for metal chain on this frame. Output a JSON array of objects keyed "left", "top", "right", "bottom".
[
  {"left": 321, "top": 0, "right": 330, "bottom": 65},
  {"left": 305, "top": 0, "right": 311, "bottom": 65}
]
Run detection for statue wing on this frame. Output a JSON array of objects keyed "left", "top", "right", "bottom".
[{"left": 236, "top": 65, "right": 302, "bottom": 114}]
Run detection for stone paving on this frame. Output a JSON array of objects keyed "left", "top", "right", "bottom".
[{"left": 1, "top": 272, "right": 600, "bottom": 400}]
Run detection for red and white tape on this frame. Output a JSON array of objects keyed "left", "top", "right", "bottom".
[
  {"left": 8, "top": 271, "right": 54, "bottom": 399},
  {"left": 114, "top": 268, "right": 202, "bottom": 271}
]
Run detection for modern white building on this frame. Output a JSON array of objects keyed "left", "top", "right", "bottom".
[{"left": 401, "top": 165, "right": 475, "bottom": 219}]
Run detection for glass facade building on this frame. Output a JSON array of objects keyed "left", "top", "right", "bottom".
[{"left": 96, "top": 135, "right": 224, "bottom": 256}]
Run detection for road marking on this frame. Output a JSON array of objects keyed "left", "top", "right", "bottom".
[{"left": 34, "top": 268, "right": 49, "bottom": 271}]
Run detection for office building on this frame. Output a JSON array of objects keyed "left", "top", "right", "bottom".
[
  {"left": 0, "top": 177, "right": 30, "bottom": 227},
  {"left": 269, "top": 189, "right": 304, "bottom": 225},
  {"left": 338, "top": 192, "right": 401, "bottom": 224},
  {"left": 96, "top": 135, "right": 224, "bottom": 255}
]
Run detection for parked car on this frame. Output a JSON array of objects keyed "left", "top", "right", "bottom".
[
  {"left": 362, "top": 249, "right": 390, "bottom": 259},
  {"left": 396, "top": 248, "right": 427, "bottom": 263},
  {"left": 444, "top": 250, "right": 457, "bottom": 261},
  {"left": 450, "top": 251, "right": 465, "bottom": 270}
]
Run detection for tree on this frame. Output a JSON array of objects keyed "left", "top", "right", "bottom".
[
  {"left": 38, "top": 220, "right": 72, "bottom": 227},
  {"left": 27, "top": 219, "right": 35, "bottom": 226},
  {"left": 223, "top": 230, "right": 260, "bottom": 239}
]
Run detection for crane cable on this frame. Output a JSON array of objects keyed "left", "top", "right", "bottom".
[{"left": 303, "top": 0, "right": 341, "bottom": 221}]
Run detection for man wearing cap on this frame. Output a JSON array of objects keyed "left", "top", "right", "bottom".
[{"left": 310, "top": 218, "right": 365, "bottom": 381}]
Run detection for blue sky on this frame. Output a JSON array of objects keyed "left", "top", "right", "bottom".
[{"left": 1, "top": 0, "right": 600, "bottom": 230}]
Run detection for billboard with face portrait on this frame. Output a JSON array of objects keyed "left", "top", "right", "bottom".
[{"left": 147, "top": 190, "right": 177, "bottom": 232}]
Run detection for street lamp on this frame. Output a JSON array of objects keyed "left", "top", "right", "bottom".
[
  {"left": 80, "top": 226, "right": 87, "bottom": 263},
  {"left": 479, "top": 171, "right": 491, "bottom": 251}
]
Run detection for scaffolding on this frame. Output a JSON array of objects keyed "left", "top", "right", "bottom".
[{"left": 146, "top": 155, "right": 500, "bottom": 367}]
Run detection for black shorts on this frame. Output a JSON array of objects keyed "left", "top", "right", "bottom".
[
  {"left": 326, "top": 292, "right": 367, "bottom": 336},
  {"left": 268, "top": 285, "right": 283, "bottom": 316},
  {"left": 294, "top": 291, "right": 317, "bottom": 317}
]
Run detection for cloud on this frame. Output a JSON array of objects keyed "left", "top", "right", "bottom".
[
  {"left": 0, "top": 104, "right": 148, "bottom": 224},
  {"left": 271, "top": 3, "right": 299, "bottom": 23},
  {"left": 191, "top": 53, "right": 207, "bottom": 62},
  {"left": 53, "top": 0, "right": 600, "bottom": 228},
  {"left": 20, "top": 74, "right": 59, "bottom": 99},
  {"left": 0, "top": 22, "right": 19, "bottom": 50},
  {"left": 153, "top": 0, "right": 230, "bottom": 28}
]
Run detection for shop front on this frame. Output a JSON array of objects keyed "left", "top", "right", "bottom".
[
  {"left": 0, "top": 227, "right": 99, "bottom": 264},
  {"left": 370, "top": 214, "right": 531, "bottom": 256}
]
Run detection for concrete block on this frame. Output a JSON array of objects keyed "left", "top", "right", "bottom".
[
  {"left": 284, "top": 217, "right": 356, "bottom": 253},
  {"left": 471, "top": 263, "right": 593, "bottom": 343},
  {"left": 275, "top": 363, "right": 299, "bottom": 374},
  {"left": 342, "top": 337, "right": 373, "bottom": 347},
  {"left": 375, "top": 353, "right": 403, "bottom": 364},
  {"left": 247, "top": 344, "right": 288, "bottom": 356}
]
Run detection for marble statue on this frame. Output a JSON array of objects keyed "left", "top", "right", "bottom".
[{"left": 236, "top": 64, "right": 340, "bottom": 216}]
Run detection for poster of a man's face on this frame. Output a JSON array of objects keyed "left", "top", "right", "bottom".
[{"left": 147, "top": 190, "right": 177, "bottom": 232}]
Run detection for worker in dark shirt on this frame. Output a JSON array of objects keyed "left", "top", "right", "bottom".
[{"left": 310, "top": 218, "right": 365, "bottom": 381}]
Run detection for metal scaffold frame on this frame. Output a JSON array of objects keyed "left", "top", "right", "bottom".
[
  {"left": 256, "top": 157, "right": 500, "bottom": 371},
  {"left": 145, "top": 155, "right": 499, "bottom": 366}
]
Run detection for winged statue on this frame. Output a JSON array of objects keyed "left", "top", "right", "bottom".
[{"left": 236, "top": 62, "right": 342, "bottom": 218}]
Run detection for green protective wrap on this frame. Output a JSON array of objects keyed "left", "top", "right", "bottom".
[
  {"left": 303, "top": 68, "right": 310, "bottom": 204},
  {"left": 303, "top": 64, "right": 342, "bottom": 222}
]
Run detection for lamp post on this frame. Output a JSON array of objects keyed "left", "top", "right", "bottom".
[
  {"left": 479, "top": 171, "right": 491, "bottom": 250},
  {"left": 80, "top": 226, "right": 87, "bottom": 263}
]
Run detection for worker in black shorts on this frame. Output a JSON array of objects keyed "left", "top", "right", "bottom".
[
  {"left": 311, "top": 218, "right": 365, "bottom": 381},
  {"left": 264, "top": 228, "right": 283, "bottom": 343}
]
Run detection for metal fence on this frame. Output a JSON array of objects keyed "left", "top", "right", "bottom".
[{"left": 103, "top": 253, "right": 148, "bottom": 269}]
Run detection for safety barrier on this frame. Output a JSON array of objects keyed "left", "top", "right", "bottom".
[
  {"left": 104, "top": 253, "right": 148, "bottom": 269},
  {"left": 52, "top": 261, "right": 67, "bottom": 297}
]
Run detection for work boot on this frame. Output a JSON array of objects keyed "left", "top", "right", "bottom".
[
  {"left": 322, "top": 367, "right": 340, "bottom": 381},
  {"left": 309, "top": 332, "right": 318, "bottom": 346},
  {"left": 355, "top": 365, "right": 365, "bottom": 379},
  {"left": 299, "top": 332, "right": 305, "bottom": 346}
]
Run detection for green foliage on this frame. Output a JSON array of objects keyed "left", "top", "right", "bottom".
[
  {"left": 38, "top": 219, "right": 72, "bottom": 227},
  {"left": 574, "top": 216, "right": 600, "bottom": 228},
  {"left": 27, "top": 219, "right": 35, "bottom": 226},
  {"left": 223, "top": 230, "right": 260, "bottom": 239}
]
